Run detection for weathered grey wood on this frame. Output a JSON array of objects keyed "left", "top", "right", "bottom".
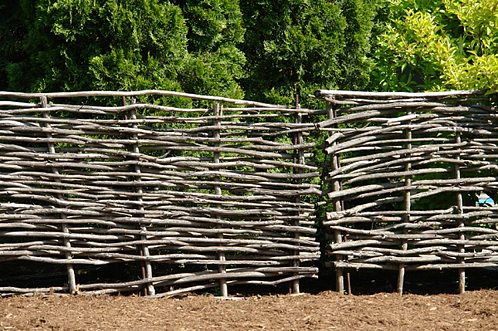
[
  {"left": 0, "top": 89, "right": 285, "bottom": 108},
  {"left": 0, "top": 89, "right": 322, "bottom": 297},
  {"left": 292, "top": 100, "right": 304, "bottom": 294},
  {"left": 316, "top": 89, "right": 498, "bottom": 296},
  {"left": 3, "top": 88, "right": 498, "bottom": 297},
  {"left": 128, "top": 100, "right": 155, "bottom": 296},
  {"left": 315, "top": 89, "right": 486, "bottom": 99},
  {"left": 455, "top": 131, "right": 466, "bottom": 294},
  {"left": 397, "top": 115, "right": 412, "bottom": 295},
  {"left": 40, "top": 96, "right": 77, "bottom": 295},
  {"left": 325, "top": 101, "right": 345, "bottom": 294}
]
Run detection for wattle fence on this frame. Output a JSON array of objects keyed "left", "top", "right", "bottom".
[
  {"left": 0, "top": 89, "right": 497, "bottom": 297},
  {"left": 316, "top": 89, "right": 498, "bottom": 295},
  {"left": 0, "top": 90, "right": 320, "bottom": 297}
]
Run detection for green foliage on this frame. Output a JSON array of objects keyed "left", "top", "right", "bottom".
[
  {"left": 175, "top": 0, "right": 244, "bottom": 53},
  {"left": 239, "top": 0, "right": 379, "bottom": 107},
  {"left": 0, "top": 0, "right": 247, "bottom": 104},
  {"left": 0, "top": 1, "right": 33, "bottom": 91},
  {"left": 0, "top": 0, "right": 383, "bottom": 107},
  {"left": 370, "top": 0, "right": 498, "bottom": 92},
  {"left": 172, "top": 0, "right": 246, "bottom": 101},
  {"left": 4, "top": 0, "right": 498, "bottom": 100},
  {"left": 3, "top": 0, "right": 188, "bottom": 94}
]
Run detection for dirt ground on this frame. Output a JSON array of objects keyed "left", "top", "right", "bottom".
[
  {"left": 0, "top": 289, "right": 497, "bottom": 330},
  {"left": 2, "top": 268, "right": 498, "bottom": 330}
]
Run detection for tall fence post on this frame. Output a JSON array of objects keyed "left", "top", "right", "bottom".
[
  {"left": 40, "top": 96, "right": 77, "bottom": 294},
  {"left": 213, "top": 103, "right": 228, "bottom": 297},
  {"left": 327, "top": 100, "right": 344, "bottom": 294},
  {"left": 455, "top": 131, "right": 466, "bottom": 294},
  {"left": 127, "top": 97, "right": 155, "bottom": 296},
  {"left": 291, "top": 95, "right": 303, "bottom": 294},
  {"left": 397, "top": 110, "right": 412, "bottom": 295}
]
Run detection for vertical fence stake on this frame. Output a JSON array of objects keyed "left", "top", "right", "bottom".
[
  {"left": 213, "top": 103, "right": 228, "bottom": 297},
  {"left": 291, "top": 94, "right": 302, "bottom": 294},
  {"left": 41, "top": 96, "right": 76, "bottom": 294},
  {"left": 455, "top": 131, "right": 466, "bottom": 294},
  {"left": 327, "top": 101, "right": 344, "bottom": 294},
  {"left": 397, "top": 112, "right": 412, "bottom": 295},
  {"left": 128, "top": 97, "right": 155, "bottom": 296}
]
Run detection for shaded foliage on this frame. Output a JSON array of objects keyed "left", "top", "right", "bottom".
[
  {"left": 239, "top": 0, "right": 378, "bottom": 108},
  {"left": 0, "top": 0, "right": 381, "bottom": 108}
]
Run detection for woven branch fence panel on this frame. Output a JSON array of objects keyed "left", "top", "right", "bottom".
[
  {"left": 315, "top": 90, "right": 498, "bottom": 295},
  {"left": 0, "top": 90, "right": 320, "bottom": 297}
]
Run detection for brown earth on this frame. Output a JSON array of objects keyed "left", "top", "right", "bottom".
[
  {"left": 2, "top": 268, "right": 498, "bottom": 330},
  {"left": 1, "top": 289, "right": 498, "bottom": 331}
]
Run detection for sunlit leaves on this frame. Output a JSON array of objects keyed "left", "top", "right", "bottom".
[{"left": 371, "top": 0, "right": 498, "bottom": 92}]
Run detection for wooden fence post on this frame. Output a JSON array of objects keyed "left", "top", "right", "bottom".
[
  {"left": 455, "top": 131, "right": 466, "bottom": 294},
  {"left": 327, "top": 100, "right": 344, "bottom": 294},
  {"left": 213, "top": 103, "right": 228, "bottom": 297},
  {"left": 291, "top": 96, "right": 303, "bottom": 294},
  {"left": 397, "top": 110, "right": 412, "bottom": 295},
  {"left": 40, "top": 96, "right": 77, "bottom": 294},
  {"left": 127, "top": 97, "right": 155, "bottom": 296}
]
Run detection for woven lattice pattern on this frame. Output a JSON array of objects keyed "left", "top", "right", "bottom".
[
  {"left": 0, "top": 91, "right": 319, "bottom": 297},
  {"left": 316, "top": 90, "right": 498, "bottom": 293},
  {"left": 4, "top": 89, "right": 498, "bottom": 297}
]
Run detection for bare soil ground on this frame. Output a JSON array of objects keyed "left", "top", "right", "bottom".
[
  {"left": 1, "top": 290, "right": 498, "bottom": 330},
  {"left": 2, "top": 269, "right": 498, "bottom": 330}
]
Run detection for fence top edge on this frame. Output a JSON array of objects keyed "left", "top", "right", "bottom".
[
  {"left": 0, "top": 90, "right": 287, "bottom": 109},
  {"left": 314, "top": 89, "right": 489, "bottom": 99}
]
